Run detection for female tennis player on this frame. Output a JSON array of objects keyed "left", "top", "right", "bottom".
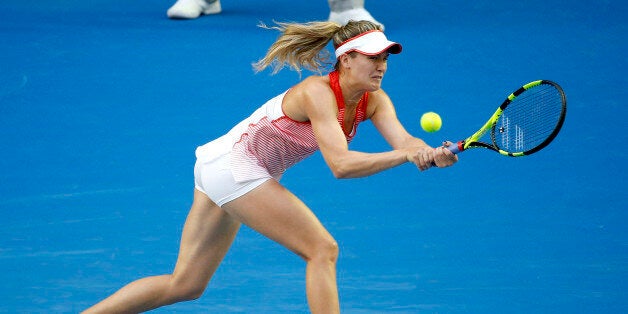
[{"left": 83, "top": 20, "right": 457, "bottom": 313}]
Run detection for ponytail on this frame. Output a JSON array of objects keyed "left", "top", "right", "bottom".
[
  {"left": 253, "top": 20, "right": 383, "bottom": 75},
  {"left": 253, "top": 21, "right": 341, "bottom": 75}
]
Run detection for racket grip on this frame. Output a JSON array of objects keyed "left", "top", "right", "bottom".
[
  {"left": 431, "top": 141, "right": 463, "bottom": 167},
  {"left": 444, "top": 141, "right": 464, "bottom": 154}
]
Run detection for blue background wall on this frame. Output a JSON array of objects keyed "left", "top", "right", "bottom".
[{"left": 1, "top": 0, "right": 626, "bottom": 312}]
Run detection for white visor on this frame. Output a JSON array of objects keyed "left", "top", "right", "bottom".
[{"left": 334, "top": 30, "right": 402, "bottom": 59}]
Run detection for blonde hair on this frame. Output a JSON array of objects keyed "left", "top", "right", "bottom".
[{"left": 253, "top": 20, "right": 383, "bottom": 75}]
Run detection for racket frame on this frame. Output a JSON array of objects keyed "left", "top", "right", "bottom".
[{"left": 448, "top": 80, "right": 566, "bottom": 157}]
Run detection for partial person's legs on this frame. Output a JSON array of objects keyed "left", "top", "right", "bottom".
[
  {"left": 82, "top": 189, "right": 240, "bottom": 313},
  {"left": 328, "top": 0, "right": 384, "bottom": 29},
  {"left": 167, "top": 0, "right": 222, "bottom": 19},
  {"left": 222, "top": 180, "right": 340, "bottom": 314}
]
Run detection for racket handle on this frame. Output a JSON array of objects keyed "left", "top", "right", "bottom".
[
  {"left": 430, "top": 141, "right": 463, "bottom": 167},
  {"left": 444, "top": 141, "right": 464, "bottom": 154}
]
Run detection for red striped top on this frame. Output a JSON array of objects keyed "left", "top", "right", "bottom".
[{"left": 227, "top": 71, "right": 369, "bottom": 182}]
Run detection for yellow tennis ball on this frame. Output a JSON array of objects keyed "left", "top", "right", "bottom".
[{"left": 420, "top": 112, "right": 442, "bottom": 133}]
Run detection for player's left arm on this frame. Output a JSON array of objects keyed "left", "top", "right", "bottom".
[
  {"left": 368, "top": 89, "right": 457, "bottom": 168},
  {"left": 368, "top": 90, "right": 427, "bottom": 149}
]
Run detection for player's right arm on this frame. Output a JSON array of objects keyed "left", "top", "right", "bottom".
[{"left": 368, "top": 89, "right": 456, "bottom": 169}]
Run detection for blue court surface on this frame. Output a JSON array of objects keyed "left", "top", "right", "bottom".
[{"left": 1, "top": 0, "right": 626, "bottom": 312}]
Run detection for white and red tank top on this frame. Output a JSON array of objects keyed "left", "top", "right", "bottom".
[{"left": 195, "top": 71, "right": 369, "bottom": 182}]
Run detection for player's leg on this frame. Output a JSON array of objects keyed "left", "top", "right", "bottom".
[
  {"left": 328, "top": 0, "right": 364, "bottom": 12},
  {"left": 82, "top": 189, "right": 240, "bottom": 313},
  {"left": 222, "top": 180, "right": 340, "bottom": 314}
]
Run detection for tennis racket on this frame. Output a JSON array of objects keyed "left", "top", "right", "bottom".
[{"left": 445, "top": 80, "right": 567, "bottom": 156}]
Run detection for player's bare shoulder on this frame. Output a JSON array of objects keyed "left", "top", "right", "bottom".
[
  {"left": 284, "top": 75, "right": 335, "bottom": 122},
  {"left": 366, "top": 88, "right": 394, "bottom": 119},
  {"left": 300, "top": 75, "right": 333, "bottom": 97}
]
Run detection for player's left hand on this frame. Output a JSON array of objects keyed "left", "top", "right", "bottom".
[{"left": 409, "top": 146, "right": 434, "bottom": 171}]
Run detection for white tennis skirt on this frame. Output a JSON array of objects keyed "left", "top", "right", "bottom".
[{"left": 194, "top": 153, "right": 271, "bottom": 206}]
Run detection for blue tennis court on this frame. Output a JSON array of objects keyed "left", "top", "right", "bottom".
[{"left": 1, "top": 0, "right": 626, "bottom": 312}]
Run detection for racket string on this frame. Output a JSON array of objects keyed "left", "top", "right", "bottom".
[{"left": 493, "top": 84, "right": 564, "bottom": 152}]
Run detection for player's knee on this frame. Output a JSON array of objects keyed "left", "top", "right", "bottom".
[
  {"left": 169, "top": 278, "right": 208, "bottom": 302},
  {"left": 327, "top": 240, "right": 340, "bottom": 263},
  {"left": 174, "top": 285, "right": 205, "bottom": 302},
  {"left": 308, "top": 238, "right": 339, "bottom": 264}
]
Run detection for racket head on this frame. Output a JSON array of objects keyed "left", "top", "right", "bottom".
[
  {"left": 456, "top": 80, "right": 567, "bottom": 156},
  {"left": 489, "top": 80, "right": 567, "bottom": 156}
]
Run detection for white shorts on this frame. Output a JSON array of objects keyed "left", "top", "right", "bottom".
[{"left": 194, "top": 151, "right": 271, "bottom": 207}]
